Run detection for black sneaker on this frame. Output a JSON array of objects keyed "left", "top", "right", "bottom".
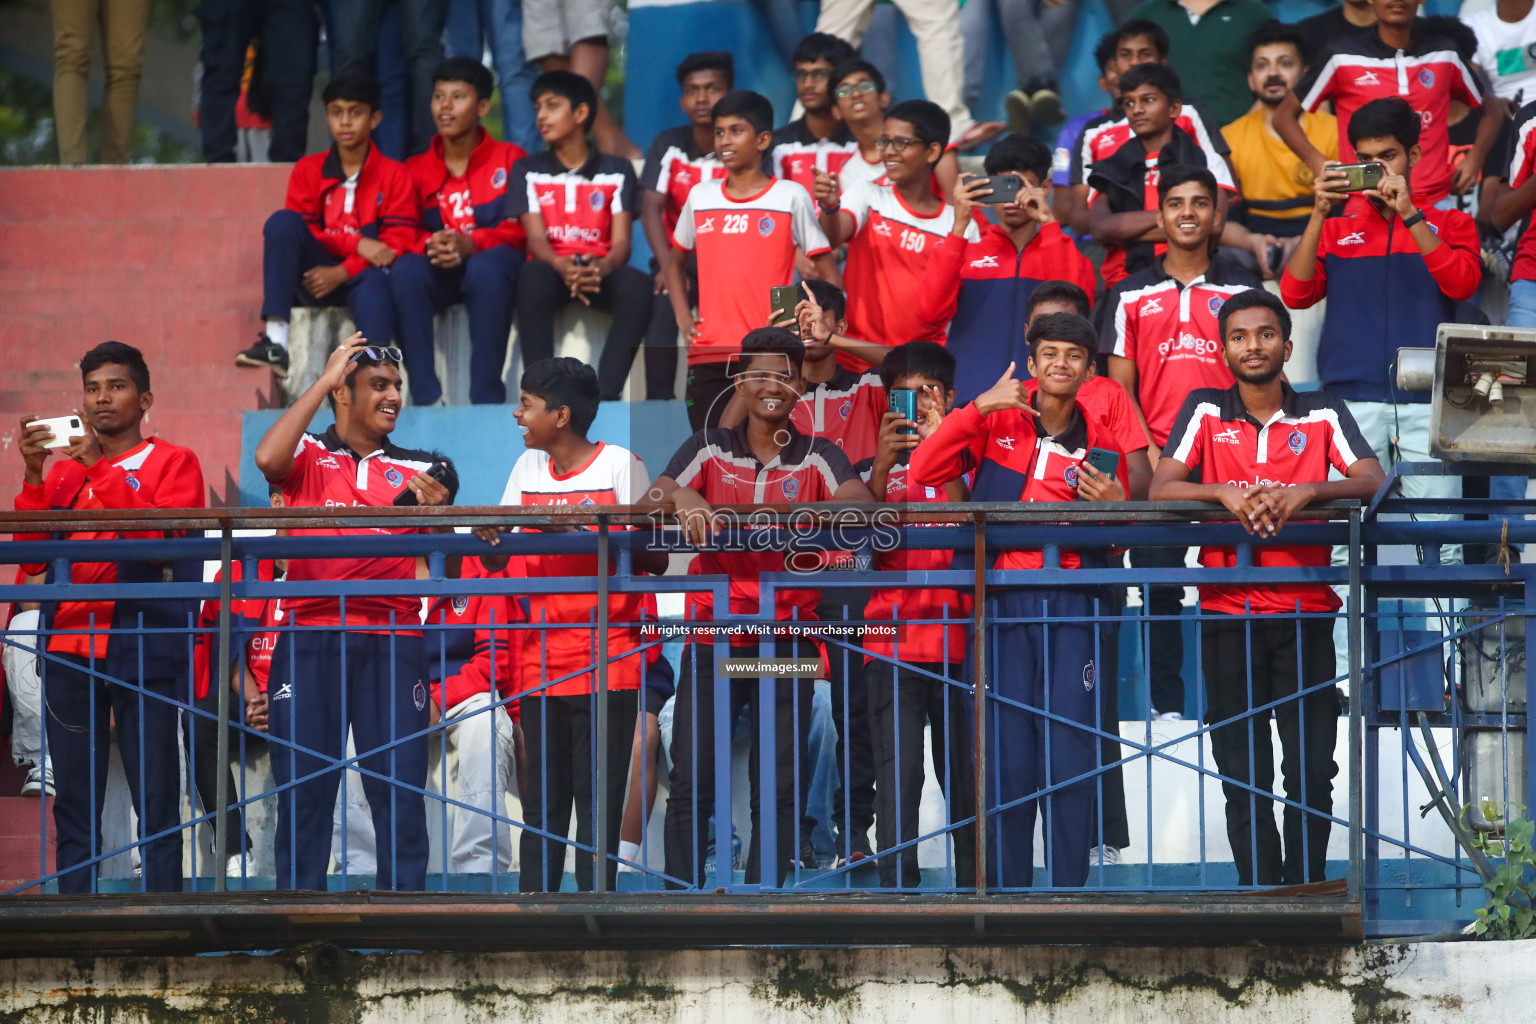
[
  {"left": 236, "top": 335, "right": 290, "bottom": 378},
  {"left": 834, "top": 831, "right": 874, "bottom": 868},
  {"left": 799, "top": 835, "right": 819, "bottom": 871}
]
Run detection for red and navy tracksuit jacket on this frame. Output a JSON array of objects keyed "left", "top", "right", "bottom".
[
  {"left": 1279, "top": 196, "right": 1481, "bottom": 403},
  {"left": 404, "top": 128, "right": 528, "bottom": 253},
  {"left": 913, "top": 219, "right": 1099, "bottom": 405},
  {"left": 284, "top": 143, "right": 419, "bottom": 277},
  {"left": 422, "top": 557, "right": 527, "bottom": 718},
  {"left": 14, "top": 438, "right": 206, "bottom": 681}
]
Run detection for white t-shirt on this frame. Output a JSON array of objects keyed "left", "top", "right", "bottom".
[{"left": 1464, "top": 5, "right": 1536, "bottom": 102}]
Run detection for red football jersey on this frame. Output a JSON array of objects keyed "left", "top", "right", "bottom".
[
  {"left": 1026, "top": 376, "right": 1150, "bottom": 455},
  {"left": 1070, "top": 103, "right": 1227, "bottom": 187},
  {"left": 1504, "top": 104, "right": 1536, "bottom": 282},
  {"left": 672, "top": 177, "right": 831, "bottom": 364},
  {"left": 423, "top": 556, "right": 527, "bottom": 713},
  {"left": 195, "top": 560, "right": 283, "bottom": 699},
  {"left": 770, "top": 119, "right": 857, "bottom": 201},
  {"left": 640, "top": 124, "right": 726, "bottom": 238},
  {"left": 405, "top": 128, "right": 527, "bottom": 252},
  {"left": 509, "top": 148, "right": 639, "bottom": 259},
  {"left": 1163, "top": 384, "right": 1376, "bottom": 615},
  {"left": 790, "top": 366, "right": 887, "bottom": 466}
]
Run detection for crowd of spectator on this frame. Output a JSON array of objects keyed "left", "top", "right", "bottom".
[{"left": 17, "top": 0, "right": 1536, "bottom": 894}]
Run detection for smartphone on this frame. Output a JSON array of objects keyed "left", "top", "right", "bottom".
[
  {"left": 769, "top": 285, "right": 800, "bottom": 324},
  {"left": 1082, "top": 447, "right": 1120, "bottom": 482},
  {"left": 25, "top": 415, "right": 84, "bottom": 449},
  {"left": 888, "top": 389, "right": 918, "bottom": 435},
  {"left": 1333, "top": 161, "right": 1385, "bottom": 192},
  {"left": 974, "top": 175, "right": 1025, "bottom": 205},
  {"left": 393, "top": 461, "right": 456, "bottom": 506}
]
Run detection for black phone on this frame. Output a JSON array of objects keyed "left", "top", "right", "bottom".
[
  {"left": 769, "top": 285, "right": 800, "bottom": 324},
  {"left": 888, "top": 389, "right": 918, "bottom": 435},
  {"left": 393, "top": 461, "right": 455, "bottom": 506},
  {"left": 1083, "top": 447, "right": 1120, "bottom": 481},
  {"left": 974, "top": 174, "right": 1025, "bottom": 205}
]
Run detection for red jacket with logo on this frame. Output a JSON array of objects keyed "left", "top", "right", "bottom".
[
  {"left": 284, "top": 143, "right": 419, "bottom": 277},
  {"left": 404, "top": 128, "right": 527, "bottom": 253}
]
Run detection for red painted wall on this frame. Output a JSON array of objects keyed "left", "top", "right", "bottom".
[{"left": 0, "top": 165, "right": 292, "bottom": 505}]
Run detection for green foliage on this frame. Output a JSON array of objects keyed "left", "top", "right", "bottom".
[{"left": 1466, "top": 800, "right": 1536, "bottom": 940}]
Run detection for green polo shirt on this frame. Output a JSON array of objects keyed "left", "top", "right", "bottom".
[{"left": 1124, "top": 0, "right": 1277, "bottom": 126}]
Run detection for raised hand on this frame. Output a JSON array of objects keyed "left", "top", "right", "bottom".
[{"left": 974, "top": 362, "right": 1039, "bottom": 417}]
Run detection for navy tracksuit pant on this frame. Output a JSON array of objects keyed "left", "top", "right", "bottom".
[
  {"left": 261, "top": 209, "right": 395, "bottom": 346},
  {"left": 45, "top": 655, "right": 184, "bottom": 893},
  {"left": 976, "top": 588, "right": 1103, "bottom": 889},
  {"left": 389, "top": 248, "right": 524, "bottom": 405},
  {"left": 267, "top": 631, "right": 429, "bottom": 890}
]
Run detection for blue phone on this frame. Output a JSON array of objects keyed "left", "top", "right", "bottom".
[{"left": 888, "top": 389, "right": 918, "bottom": 435}]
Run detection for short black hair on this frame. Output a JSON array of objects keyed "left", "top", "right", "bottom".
[
  {"left": 322, "top": 73, "right": 382, "bottom": 110},
  {"left": 1347, "top": 95, "right": 1421, "bottom": 150},
  {"left": 521, "top": 356, "right": 600, "bottom": 436},
  {"left": 802, "top": 279, "right": 847, "bottom": 319},
  {"left": 713, "top": 90, "right": 774, "bottom": 135},
  {"left": 1246, "top": 21, "right": 1310, "bottom": 66},
  {"left": 984, "top": 133, "right": 1052, "bottom": 181},
  {"left": 1217, "top": 288, "right": 1292, "bottom": 342},
  {"left": 1114, "top": 20, "right": 1170, "bottom": 60},
  {"left": 676, "top": 51, "right": 735, "bottom": 89},
  {"left": 1025, "top": 281, "right": 1092, "bottom": 321},
  {"left": 433, "top": 55, "right": 495, "bottom": 102},
  {"left": 1118, "top": 61, "right": 1181, "bottom": 104},
  {"left": 732, "top": 327, "right": 806, "bottom": 375},
  {"left": 879, "top": 341, "right": 956, "bottom": 393},
  {"left": 80, "top": 341, "right": 150, "bottom": 393},
  {"left": 1093, "top": 30, "right": 1120, "bottom": 74},
  {"left": 885, "top": 99, "right": 950, "bottom": 156},
  {"left": 1026, "top": 312, "right": 1098, "bottom": 358},
  {"left": 1157, "top": 163, "right": 1218, "bottom": 204},
  {"left": 792, "top": 32, "right": 855, "bottom": 67},
  {"left": 829, "top": 57, "right": 886, "bottom": 97},
  {"left": 530, "top": 69, "right": 597, "bottom": 131}
]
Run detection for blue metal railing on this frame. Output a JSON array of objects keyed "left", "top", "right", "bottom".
[{"left": 0, "top": 495, "right": 1530, "bottom": 937}]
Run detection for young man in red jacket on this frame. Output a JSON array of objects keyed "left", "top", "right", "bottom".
[
  {"left": 391, "top": 58, "right": 529, "bottom": 407},
  {"left": 236, "top": 75, "right": 418, "bottom": 379},
  {"left": 15, "top": 342, "right": 206, "bottom": 893}
]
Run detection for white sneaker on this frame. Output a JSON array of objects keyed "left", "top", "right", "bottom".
[
  {"left": 1154, "top": 711, "right": 1184, "bottom": 722},
  {"left": 226, "top": 854, "right": 246, "bottom": 878},
  {"left": 1088, "top": 845, "right": 1123, "bottom": 867},
  {"left": 20, "top": 764, "right": 54, "bottom": 797},
  {"left": 131, "top": 844, "right": 142, "bottom": 880}
]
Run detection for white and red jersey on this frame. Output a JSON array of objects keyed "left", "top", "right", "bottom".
[
  {"left": 839, "top": 180, "right": 980, "bottom": 362},
  {"left": 194, "top": 560, "right": 283, "bottom": 699},
  {"left": 1164, "top": 383, "right": 1376, "bottom": 615},
  {"left": 1026, "top": 376, "right": 1150, "bottom": 455},
  {"left": 640, "top": 124, "right": 726, "bottom": 239},
  {"left": 278, "top": 426, "right": 438, "bottom": 631},
  {"left": 509, "top": 148, "right": 638, "bottom": 259},
  {"left": 790, "top": 365, "right": 887, "bottom": 466},
  {"left": 672, "top": 176, "right": 831, "bottom": 364},
  {"left": 855, "top": 452, "right": 971, "bottom": 665},
  {"left": 1068, "top": 100, "right": 1228, "bottom": 188},
  {"left": 496, "top": 442, "right": 651, "bottom": 695},
  {"left": 770, "top": 118, "right": 858, "bottom": 201},
  {"left": 1298, "top": 28, "right": 1483, "bottom": 203},
  {"left": 1505, "top": 100, "right": 1536, "bottom": 282},
  {"left": 1102, "top": 256, "right": 1261, "bottom": 446},
  {"left": 837, "top": 148, "right": 888, "bottom": 191}
]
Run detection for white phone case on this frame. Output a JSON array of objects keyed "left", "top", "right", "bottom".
[{"left": 26, "top": 415, "right": 84, "bottom": 449}]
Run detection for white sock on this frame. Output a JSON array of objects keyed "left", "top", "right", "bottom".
[
  {"left": 617, "top": 840, "right": 641, "bottom": 866},
  {"left": 265, "top": 320, "right": 289, "bottom": 349}
]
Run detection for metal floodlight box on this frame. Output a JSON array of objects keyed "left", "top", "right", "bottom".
[{"left": 1399, "top": 324, "right": 1536, "bottom": 463}]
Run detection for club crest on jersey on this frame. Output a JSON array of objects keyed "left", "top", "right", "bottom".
[
  {"left": 1083, "top": 660, "right": 1096, "bottom": 691},
  {"left": 840, "top": 400, "right": 853, "bottom": 417},
  {"left": 1418, "top": 68, "right": 1434, "bottom": 87},
  {"left": 782, "top": 477, "right": 798, "bottom": 498},
  {"left": 414, "top": 682, "right": 427, "bottom": 711},
  {"left": 1208, "top": 295, "right": 1226, "bottom": 316},
  {"left": 588, "top": 190, "right": 605, "bottom": 211},
  {"left": 579, "top": 497, "right": 596, "bottom": 505},
  {"left": 1288, "top": 430, "right": 1307, "bottom": 455},
  {"left": 491, "top": 167, "right": 507, "bottom": 189},
  {"left": 452, "top": 596, "right": 469, "bottom": 614},
  {"left": 758, "top": 215, "right": 775, "bottom": 237},
  {"left": 1064, "top": 464, "right": 1079, "bottom": 487},
  {"left": 125, "top": 474, "right": 140, "bottom": 491},
  {"left": 385, "top": 467, "right": 404, "bottom": 487}
]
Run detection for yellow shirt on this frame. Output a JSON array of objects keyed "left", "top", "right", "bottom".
[{"left": 1222, "top": 108, "right": 1339, "bottom": 232}]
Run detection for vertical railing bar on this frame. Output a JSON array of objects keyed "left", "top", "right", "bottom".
[
  {"left": 595, "top": 517, "right": 610, "bottom": 894},
  {"left": 972, "top": 513, "right": 987, "bottom": 894},
  {"left": 213, "top": 525, "right": 233, "bottom": 893},
  {"left": 1348, "top": 506, "right": 1364, "bottom": 904}
]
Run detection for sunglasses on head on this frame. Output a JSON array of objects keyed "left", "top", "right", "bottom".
[{"left": 348, "top": 345, "right": 403, "bottom": 366}]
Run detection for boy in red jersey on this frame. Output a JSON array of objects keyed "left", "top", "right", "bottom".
[
  {"left": 769, "top": 33, "right": 858, "bottom": 198},
  {"left": 668, "top": 90, "right": 835, "bottom": 432},
  {"left": 815, "top": 100, "right": 979, "bottom": 367},
  {"left": 391, "top": 58, "right": 529, "bottom": 407},
  {"left": 639, "top": 52, "right": 735, "bottom": 400},
  {"left": 858, "top": 341, "right": 977, "bottom": 889},
  {"left": 255, "top": 333, "right": 455, "bottom": 891},
  {"left": 911, "top": 314, "right": 1126, "bottom": 889},
  {"left": 1151, "top": 288, "right": 1383, "bottom": 886},
  {"left": 511, "top": 71, "right": 654, "bottom": 401},
  {"left": 475, "top": 356, "right": 667, "bottom": 891},
  {"left": 236, "top": 75, "right": 417, "bottom": 379},
  {"left": 16, "top": 342, "right": 206, "bottom": 893},
  {"left": 653, "top": 327, "right": 874, "bottom": 888}
]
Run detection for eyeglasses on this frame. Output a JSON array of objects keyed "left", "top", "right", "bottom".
[
  {"left": 348, "top": 345, "right": 403, "bottom": 365},
  {"left": 795, "top": 68, "right": 832, "bottom": 83},
  {"left": 875, "top": 135, "right": 923, "bottom": 154},
  {"left": 834, "top": 80, "right": 878, "bottom": 99}
]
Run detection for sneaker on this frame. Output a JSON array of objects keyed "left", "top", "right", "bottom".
[
  {"left": 20, "top": 764, "right": 53, "bottom": 797},
  {"left": 226, "top": 854, "right": 246, "bottom": 878},
  {"left": 1029, "top": 87, "right": 1064, "bottom": 126},
  {"left": 834, "top": 832, "right": 874, "bottom": 868},
  {"left": 1154, "top": 710, "right": 1185, "bottom": 722},
  {"left": 1004, "top": 89, "right": 1033, "bottom": 135},
  {"left": 799, "top": 835, "right": 819, "bottom": 871},
  {"left": 1089, "top": 844, "right": 1123, "bottom": 867},
  {"left": 235, "top": 335, "right": 290, "bottom": 378}
]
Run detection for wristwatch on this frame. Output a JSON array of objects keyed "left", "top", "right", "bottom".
[{"left": 1401, "top": 209, "right": 1426, "bottom": 229}]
